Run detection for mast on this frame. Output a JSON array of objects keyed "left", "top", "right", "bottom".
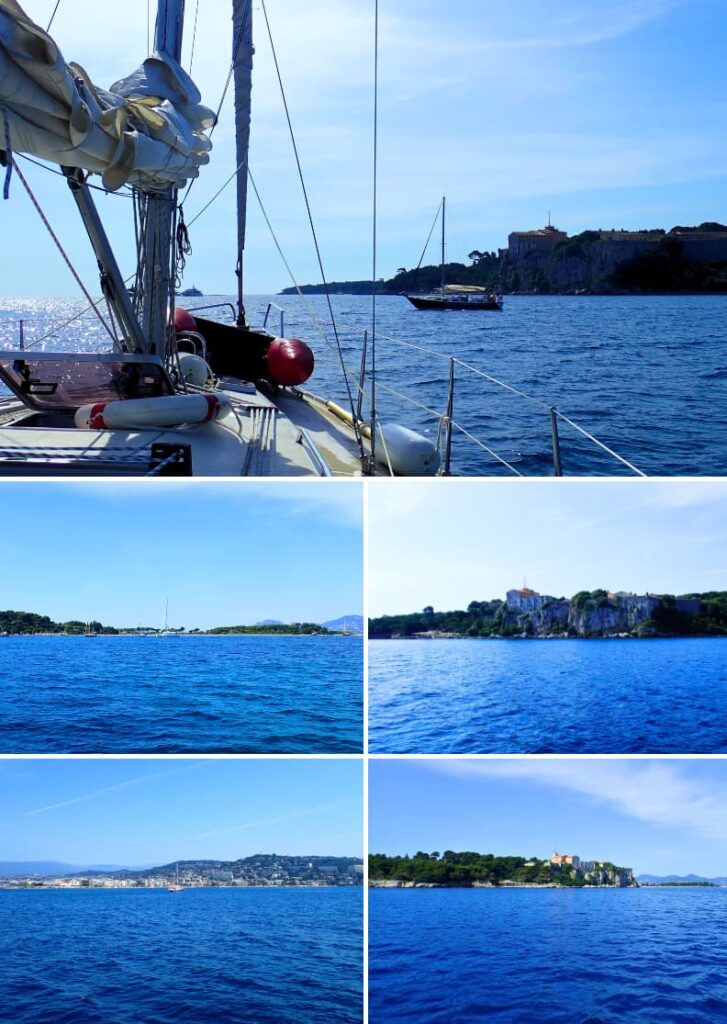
[
  {"left": 440, "top": 195, "right": 446, "bottom": 292},
  {"left": 232, "top": 0, "right": 254, "bottom": 326},
  {"left": 141, "top": 0, "right": 186, "bottom": 358},
  {"left": 63, "top": 169, "right": 147, "bottom": 353}
]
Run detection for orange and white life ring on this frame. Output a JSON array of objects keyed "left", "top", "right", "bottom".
[{"left": 74, "top": 394, "right": 232, "bottom": 430}]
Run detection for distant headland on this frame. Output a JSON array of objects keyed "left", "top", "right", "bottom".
[
  {"left": 369, "top": 588, "right": 727, "bottom": 639},
  {"left": 369, "top": 851, "right": 636, "bottom": 888},
  {"left": 281, "top": 221, "right": 727, "bottom": 296}
]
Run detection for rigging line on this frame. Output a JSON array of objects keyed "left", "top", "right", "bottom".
[
  {"left": 24, "top": 263, "right": 141, "bottom": 349},
  {"left": 46, "top": 0, "right": 61, "bottom": 31},
  {"left": 248, "top": 169, "right": 370, "bottom": 401},
  {"left": 335, "top": 321, "right": 641, "bottom": 471},
  {"left": 551, "top": 411, "right": 645, "bottom": 476},
  {"left": 247, "top": 170, "right": 337, "bottom": 353},
  {"left": 415, "top": 200, "right": 443, "bottom": 271},
  {"left": 450, "top": 423, "right": 523, "bottom": 476},
  {"left": 15, "top": 154, "right": 135, "bottom": 199},
  {"left": 189, "top": 0, "right": 201, "bottom": 73},
  {"left": 370, "top": 0, "right": 379, "bottom": 467},
  {"left": 180, "top": 160, "right": 357, "bottom": 378},
  {"left": 260, "top": 0, "right": 362, "bottom": 451},
  {"left": 186, "top": 158, "right": 246, "bottom": 227},
  {"left": 11, "top": 160, "right": 118, "bottom": 345},
  {"left": 180, "top": 0, "right": 252, "bottom": 206}
]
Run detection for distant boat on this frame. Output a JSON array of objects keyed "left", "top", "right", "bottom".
[
  {"left": 405, "top": 197, "right": 503, "bottom": 311},
  {"left": 180, "top": 285, "right": 203, "bottom": 297},
  {"left": 84, "top": 621, "right": 97, "bottom": 637},
  {"left": 168, "top": 864, "right": 184, "bottom": 892},
  {"left": 159, "top": 599, "right": 179, "bottom": 637}
]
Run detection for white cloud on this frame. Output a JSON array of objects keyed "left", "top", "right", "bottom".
[
  {"left": 21, "top": 762, "right": 207, "bottom": 818},
  {"left": 181, "top": 799, "right": 353, "bottom": 841},
  {"left": 8, "top": 0, "right": 711, "bottom": 295},
  {"left": 428, "top": 759, "right": 727, "bottom": 843}
]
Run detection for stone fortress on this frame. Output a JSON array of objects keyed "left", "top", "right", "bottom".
[
  {"left": 499, "top": 222, "right": 727, "bottom": 292},
  {"left": 504, "top": 585, "right": 701, "bottom": 637},
  {"left": 548, "top": 852, "right": 636, "bottom": 887}
]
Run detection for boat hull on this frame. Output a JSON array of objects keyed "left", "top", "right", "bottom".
[{"left": 405, "top": 295, "right": 503, "bottom": 311}]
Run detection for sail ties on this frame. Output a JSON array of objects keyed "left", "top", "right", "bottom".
[{"left": 0, "top": 107, "right": 12, "bottom": 198}]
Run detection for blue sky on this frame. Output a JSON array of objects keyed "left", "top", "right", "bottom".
[
  {"left": 369, "top": 480, "right": 727, "bottom": 616},
  {"left": 370, "top": 759, "right": 727, "bottom": 876},
  {"left": 3, "top": 0, "right": 726, "bottom": 296},
  {"left": 0, "top": 758, "right": 362, "bottom": 863},
  {"left": 0, "top": 482, "right": 362, "bottom": 628}
]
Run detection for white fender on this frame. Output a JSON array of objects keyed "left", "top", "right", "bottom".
[
  {"left": 178, "top": 353, "right": 212, "bottom": 387},
  {"left": 375, "top": 423, "right": 440, "bottom": 476},
  {"left": 74, "top": 393, "right": 232, "bottom": 430}
]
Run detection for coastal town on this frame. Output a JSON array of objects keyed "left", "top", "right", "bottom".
[{"left": 1, "top": 855, "right": 364, "bottom": 889}]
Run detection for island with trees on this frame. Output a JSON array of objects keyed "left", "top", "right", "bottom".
[
  {"left": 369, "top": 851, "right": 636, "bottom": 888},
  {"left": 280, "top": 222, "right": 727, "bottom": 296},
  {"left": 0, "top": 609, "right": 349, "bottom": 636},
  {"left": 369, "top": 587, "right": 727, "bottom": 640}
]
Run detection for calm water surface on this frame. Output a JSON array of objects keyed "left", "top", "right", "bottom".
[
  {"left": 1, "top": 887, "right": 362, "bottom": 1024},
  {"left": 369, "top": 638, "right": 727, "bottom": 753},
  {"left": 2, "top": 293, "right": 724, "bottom": 475},
  {"left": 0, "top": 635, "right": 362, "bottom": 753},
  {"left": 369, "top": 887, "right": 727, "bottom": 1023}
]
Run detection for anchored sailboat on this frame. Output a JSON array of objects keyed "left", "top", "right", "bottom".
[
  {"left": 158, "top": 599, "right": 177, "bottom": 637},
  {"left": 405, "top": 197, "right": 503, "bottom": 311},
  {"left": 168, "top": 864, "right": 184, "bottom": 892},
  {"left": 0, "top": 0, "right": 439, "bottom": 477}
]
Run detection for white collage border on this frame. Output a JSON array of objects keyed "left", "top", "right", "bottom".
[{"left": 2, "top": 473, "right": 726, "bottom": 1024}]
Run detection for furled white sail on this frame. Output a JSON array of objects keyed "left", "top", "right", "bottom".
[
  {"left": 0, "top": 0, "right": 213, "bottom": 190},
  {"left": 233, "top": 0, "right": 252, "bottom": 262}
]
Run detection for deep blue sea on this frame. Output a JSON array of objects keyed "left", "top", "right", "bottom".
[
  {"left": 368, "top": 637, "right": 727, "bottom": 753},
  {"left": 369, "top": 887, "right": 727, "bottom": 1023},
  {"left": 0, "top": 635, "right": 362, "bottom": 753},
  {"left": 0, "top": 887, "right": 362, "bottom": 1024},
  {"left": 2, "top": 293, "right": 724, "bottom": 475}
]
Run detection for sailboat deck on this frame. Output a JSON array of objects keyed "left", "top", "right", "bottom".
[{"left": 0, "top": 390, "right": 330, "bottom": 477}]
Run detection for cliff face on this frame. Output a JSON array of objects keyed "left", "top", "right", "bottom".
[
  {"left": 500, "top": 229, "right": 727, "bottom": 294},
  {"left": 581, "top": 866, "right": 636, "bottom": 887},
  {"left": 502, "top": 593, "right": 663, "bottom": 637}
]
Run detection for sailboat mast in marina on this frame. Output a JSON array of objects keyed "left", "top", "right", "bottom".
[
  {"left": 0, "top": 0, "right": 439, "bottom": 477},
  {"left": 159, "top": 599, "right": 176, "bottom": 636}
]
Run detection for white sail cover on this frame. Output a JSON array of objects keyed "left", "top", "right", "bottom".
[
  {"left": 233, "top": 0, "right": 252, "bottom": 258},
  {"left": 0, "top": 0, "right": 213, "bottom": 190}
]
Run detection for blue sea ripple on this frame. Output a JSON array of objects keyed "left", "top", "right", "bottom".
[
  {"left": 0, "top": 635, "right": 362, "bottom": 753},
  {"left": 2, "top": 887, "right": 362, "bottom": 1024},
  {"left": 369, "top": 887, "right": 727, "bottom": 1023},
  {"left": 369, "top": 638, "right": 727, "bottom": 753}
]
